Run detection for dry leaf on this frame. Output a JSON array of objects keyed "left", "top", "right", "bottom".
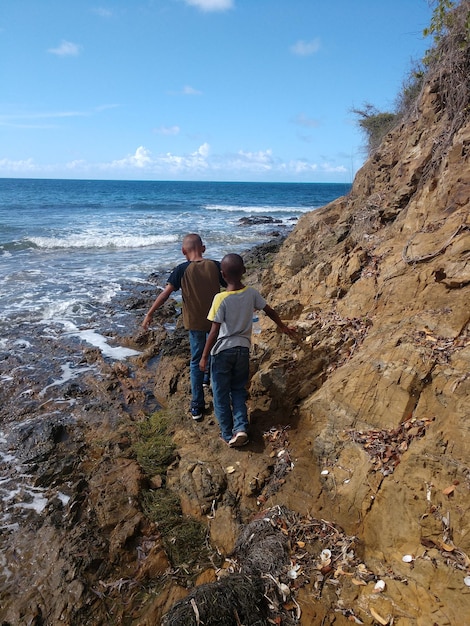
[
  {"left": 442, "top": 485, "right": 456, "bottom": 495},
  {"left": 351, "top": 578, "right": 367, "bottom": 586},
  {"left": 439, "top": 541, "right": 455, "bottom": 552},
  {"left": 190, "top": 598, "right": 201, "bottom": 625},
  {"left": 370, "top": 607, "right": 388, "bottom": 625}
]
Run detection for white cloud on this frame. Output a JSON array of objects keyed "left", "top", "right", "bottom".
[
  {"left": 154, "top": 125, "right": 181, "bottom": 135},
  {"left": 0, "top": 106, "right": 118, "bottom": 128},
  {"left": 184, "top": 0, "right": 234, "bottom": 12},
  {"left": 182, "top": 85, "right": 202, "bottom": 96},
  {"left": 110, "top": 146, "right": 153, "bottom": 169},
  {"left": 0, "top": 144, "right": 350, "bottom": 182},
  {"left": 167, "top": 85, "right": 203, "bottom": 96},
  {"left": 159, "top": 143, "right": 210, "bottom": 171},
  {"left": 0, "top": 157, "right": 38, "bottom": 172},
  {"left": 290, "top": 38, "right": 320, "bottom": 56},
  {"left": 48, "top": 40, "right": 81, "bottom": 56},
  {"left": 321, "top": 163, "right": 348, "bottom": 173},
  {"left": 283, "top": 160, "right": 317, "bottom": 174},
  {"left": 92, "top": 7, "right": 113, "bottom": 18},
  {"left": 233, "top": 149, "right": 274, "bottom": 170},
  {"left": 66, "top": 159, "right": 88, "bottom": 170},
  {"left": 293, "top": 113, "right": 320, "bottom": 128}
]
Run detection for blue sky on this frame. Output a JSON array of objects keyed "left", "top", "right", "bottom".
[{"left": 1, "top": 0, "right": 432, "bottom": 183}]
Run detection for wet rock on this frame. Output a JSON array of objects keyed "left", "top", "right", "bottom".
[{"left": 238, "top": 215, "right": 283, "bottom": 225}]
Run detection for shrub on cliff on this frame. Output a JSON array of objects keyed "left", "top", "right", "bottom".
[{"left": 353, "top": 0, "right": 470, "bottom": 156}]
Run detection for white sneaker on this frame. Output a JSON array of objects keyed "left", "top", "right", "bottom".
[{"left": 229, "top": 431, "right": 249, "bottom": 447}]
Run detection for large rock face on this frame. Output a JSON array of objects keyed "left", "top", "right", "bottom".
[
  {"left": 244, "top": 76, "right": 469, "bottom": 622},
  {"left": 153, "top": 64, "right": 469, "bottom": 622}
]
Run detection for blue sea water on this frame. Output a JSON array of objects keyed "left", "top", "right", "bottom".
[{"left": 0, "top": 178, "right": 350, "bottom": 338}]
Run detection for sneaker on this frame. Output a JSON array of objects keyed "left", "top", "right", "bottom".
[
  {"left": 229, "top": 431, "right": 249, "bottom": 447},
  {"left": 190, "top": 407, "right": 203, "bottom": 421}
]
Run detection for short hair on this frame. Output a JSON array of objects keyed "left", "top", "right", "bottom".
[
  {"left": 221, "top": 253, "right": 245, "bottom": 278},
  {"left": 182, "top": 233, "right": 203, "bottom": 250}
]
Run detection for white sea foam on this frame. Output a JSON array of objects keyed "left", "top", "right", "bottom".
[
  {"left": 68, "top": 329, "right": 140, "bottom": 360},
  {"left": 57, "top": 492, "right": 71, "bottom": 506},
  {"left": 13, "top": 339, "right": 32, "bottom": 349},
  {"left": 28, "top": 233, "right": 177, "bottom": 250},
  {"left": 13, "top": 489, "right": 48, "bottom": 513},
  {"left": 40, "top": 299, "right": 87, "bottom": 321},
  {"left": 0, "top": 552, "right": 13, "bottom": 581},
  {"left": 0, "top": 450, "right": 16, "bottom": 464},
  {"left": 205, "top": 204, "right": 311, "bottom": 213},
  {"left": 0, "top": 428, "right": 68, "bottom": 524},
  {"left": 39, "top": 362, "right": 96, "bottom": 397}
]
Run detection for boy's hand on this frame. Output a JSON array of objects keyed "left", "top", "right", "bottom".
[
  {"left": 199, "top": 355, "right": 208, "bottom": 372},
  {"left": 142, "top": 313, "right": 153, "bottom": 330},
  {"left": 280, "top": 324, "right": 298, "bottom": 339}
]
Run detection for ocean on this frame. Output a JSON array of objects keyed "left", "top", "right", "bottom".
[
  {"left": 0, "top": 178, "right": 349, "bottom": 530},
  {"left": 0, "top": 179, "right": 350, "bottom": 348}
]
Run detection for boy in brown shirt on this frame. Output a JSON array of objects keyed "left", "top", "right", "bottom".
[{"left": 143, "top": 234, "right": 226, "bottom": 419}]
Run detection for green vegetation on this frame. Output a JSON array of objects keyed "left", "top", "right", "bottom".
[
  {"left": 133, "top": 410, "right": 176, "bottom": 475},
  {"left": 134, "top": 409, "right": 216, "bottom": 577},
  {"left": 424, "top": 0, "right": 457, "bottom": 46},
  {"left": 353, "top": 0, "right": 470, "bottom": 156},
  {"left": 351, "top": 105, "right": 399, "bottom": 155},
  {"left": 141, "top": 489, "right": 211, "bottom": 570}
]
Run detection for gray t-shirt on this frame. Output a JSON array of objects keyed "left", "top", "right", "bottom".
[{"left": 207, "top": 286, "right": 266, "bottom": 355}]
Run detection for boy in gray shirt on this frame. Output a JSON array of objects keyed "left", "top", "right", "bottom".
[{"left": 199, "top": 253, "right": 296, "bottom": 447}]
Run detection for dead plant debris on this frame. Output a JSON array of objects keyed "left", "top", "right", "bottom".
[
  {"left": 301, "top": 310, "right": 373, "bottom": 370},
  {"left": 163, "top": 505, "right": 380, "bottom": 626},
  {"left": 411, "top": 325, "right": 470, "bottom": 365},
  {"left": 347, "top": 415, "right": 433, "bottom": 476},
  {"left": 257, "top": 426, "right": 294, "bottom": 505}
]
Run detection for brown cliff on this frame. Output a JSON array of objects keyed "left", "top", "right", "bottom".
[{"left": 153, "top": 5, "right": 470, "bottom": 623}]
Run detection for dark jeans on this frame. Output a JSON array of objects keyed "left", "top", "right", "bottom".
[
  {"left": 211, "top": 346, "right": 249, "bottom": 442},
  {"left": 189, "top": 330, "right": 209, "bottom": 410}
]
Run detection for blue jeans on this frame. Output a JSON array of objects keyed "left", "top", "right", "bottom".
[
  {"left": 189, "top": 330, "right": 209, "bottom": 410},
  {"left": 211, "top": 347, "right": 249, "bottom": 442}
]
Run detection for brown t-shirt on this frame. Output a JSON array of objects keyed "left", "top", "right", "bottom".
[{"left": 168, "top": 259, "right": 225, "bottom": 331}]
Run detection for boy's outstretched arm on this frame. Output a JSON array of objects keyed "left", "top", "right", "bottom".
[
  {"left": 199, "top": 321, "right": 221, "bottom": 371},
  {"left": 142, "top": 284, "right": 176, "bottom": 330},
  {"left": 263, "top": 304, "right": 297, "bottom": 338}
]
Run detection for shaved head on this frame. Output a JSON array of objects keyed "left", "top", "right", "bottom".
[{"left": 182, "top": 233, "right": 203, "bottom": 251}]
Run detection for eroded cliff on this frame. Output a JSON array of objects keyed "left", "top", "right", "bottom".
[{"left": 153, "top": 7, "right": 470, "bottom": 622}]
